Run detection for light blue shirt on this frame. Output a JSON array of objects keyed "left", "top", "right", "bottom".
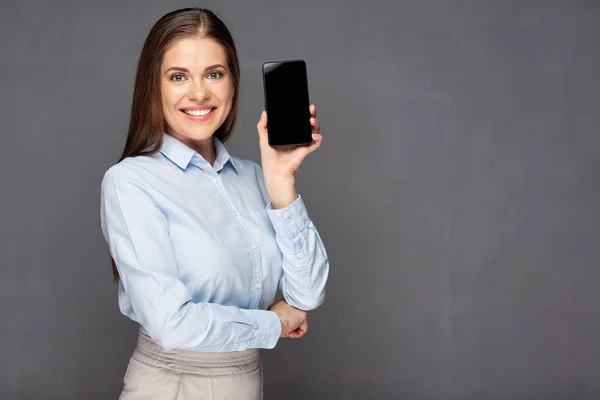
[{"left": 100, "top": 133, "right": 329, "bottom": 352}]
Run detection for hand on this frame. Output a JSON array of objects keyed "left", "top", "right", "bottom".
[
  {"left": 256, "top": 104, "right": 322, "bottom": 179},
  {"left": 269, "top": 299, "right": 309, "bottom": 339}
]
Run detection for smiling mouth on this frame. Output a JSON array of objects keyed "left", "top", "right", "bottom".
[{"left": 181, "top": 108, "right": 215, "bottom": 117}]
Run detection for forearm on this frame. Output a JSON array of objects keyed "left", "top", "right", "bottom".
[
  {"left": 138, "top": 297, "right": 282, "bottom": 352},
  {"left": 266, "top": 196, "right": 330, "bottom": 310},
  {"left": 254, "top": 163, "right": 330, "bottom": 310}
]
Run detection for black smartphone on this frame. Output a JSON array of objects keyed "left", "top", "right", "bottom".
[{"left": 262, "top": 60, "right": 312, "bottom": 147}]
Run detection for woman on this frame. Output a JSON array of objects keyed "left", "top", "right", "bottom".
[{"left": 99, "top": 7, "right": 329, "bottom": 399}]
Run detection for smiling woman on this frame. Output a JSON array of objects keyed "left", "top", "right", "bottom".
[
  {"left": 99, "top": 7, "right": 329, "bottom": 400},
  {"left": 116, "top": 7, "right": 241, "bottom": 176},
  {"left": 160, "top": 39, "right": 234, "bottom": 163}
]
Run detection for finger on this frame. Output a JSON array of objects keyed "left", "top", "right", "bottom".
[
  {"left": 310, "top": 118, "right": 320, "bottom": 135},
  {"left": 288, "top": 320, "right": 308, "bottom": 339},
  {"left": 287, "top": 135, "right": 321, "bottom": 167},
  {"left": 288, "top": 330, "right": 300, "bottom": 339},
  {"left": 288, "top": 329, "right": 302, "bottom": 339},
  {"left": 297, "top": 319, "right": 308, "bottom": 337},
  {"left": 307, "top": 134, "right": 323, "bottom": 154},
  {"left": 309, "top": 104, "right": 317, "bottom": 119}
]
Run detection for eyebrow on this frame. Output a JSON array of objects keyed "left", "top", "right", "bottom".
[{"left": 164, "top": 64, "right": 227, "bottom": 74}]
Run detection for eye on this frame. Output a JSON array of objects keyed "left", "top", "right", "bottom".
[
  {"left": 207, "top": 71, "right": 223, "bottom": 80},
  {"left": 170, "top": 73, "right": 186, "bottom": 82}
]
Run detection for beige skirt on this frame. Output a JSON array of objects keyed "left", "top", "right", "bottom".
[{"left": 119, "top": 327, "right": 263, "bottom": 400}]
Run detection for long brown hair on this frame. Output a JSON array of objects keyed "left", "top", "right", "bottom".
[{"left": 110, "top": 8, "right": 241, "bottom": 282}]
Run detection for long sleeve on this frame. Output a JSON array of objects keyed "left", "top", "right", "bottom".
[
  {"left": 253, "top": 164, "right": 330, "bottom": 311},
  {"left": 100, "top": 166, "right": 282, "bottom": 352}
]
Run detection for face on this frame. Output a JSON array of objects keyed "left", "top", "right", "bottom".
[{"left": 160, "top": 37, "right": 234, "bottom": 150}]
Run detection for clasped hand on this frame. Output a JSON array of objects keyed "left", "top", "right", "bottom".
[{"left": 269, "top": 299, "right": 308, "bottom": 339}]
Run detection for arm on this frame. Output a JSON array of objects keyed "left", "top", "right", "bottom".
[
  {"left": 100, "top": 166, "right": 281, "bottom": 352},
  {"left": 253, "top": 164, "right": 330, "bottom": 311},
  {"left": 254, "top": 105, "right": 329, "bottom": 311}
]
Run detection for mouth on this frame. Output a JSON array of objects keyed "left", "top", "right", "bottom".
[{"left": 180, "top": 107, "right": 216, "bottom": 120}]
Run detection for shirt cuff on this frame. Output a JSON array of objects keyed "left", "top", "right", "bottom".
[
  {"left": 250, "top": 309, "right": 282, "bottom": 349},
  {"left": 266, "top": 195, "right": 311, "bottom": 240}
]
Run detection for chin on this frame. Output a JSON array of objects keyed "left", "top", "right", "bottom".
[
  {"left": 185, "top": 129, "right": 215, "bottom": 141},
  {"left": 171, "top": 123, "right": 217, "bottom": 142}
]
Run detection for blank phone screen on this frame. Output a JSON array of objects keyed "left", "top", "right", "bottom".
[{"left": 262, "top": 60, "right": 312, "bottom": 147}]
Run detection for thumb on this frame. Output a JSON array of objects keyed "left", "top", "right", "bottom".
[{"left": 257, "top": 110, "right": 268, "bottom": 141}]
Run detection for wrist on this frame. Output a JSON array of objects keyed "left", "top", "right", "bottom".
[
  {"left": 274, "top": 311, "right": 288, "bottom": 333},
  {"left": 264, "top": 174, "right": 295, "bottom": 191},
  {"left": 265, "top": 178, "right": 297, "bottom": 209}
]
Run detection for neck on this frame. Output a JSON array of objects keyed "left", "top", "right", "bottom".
[{"left": 192, "top": 141, "right": 216, "bottom": 166}]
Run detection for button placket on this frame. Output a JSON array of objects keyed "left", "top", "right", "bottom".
[
  {"left": 248, "top": 245, "right": 263, "bottom": 308},
  {"left": 209, "top": 171, "right": 262, "bottom": 309}
]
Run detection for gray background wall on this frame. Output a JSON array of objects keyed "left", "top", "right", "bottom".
[{"left": 1, "top": 0, "right": 599, "bottom": 399}]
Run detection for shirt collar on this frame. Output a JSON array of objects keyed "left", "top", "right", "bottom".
[{"left": 160, "top": 133, "right": 239, "bottom": 173}]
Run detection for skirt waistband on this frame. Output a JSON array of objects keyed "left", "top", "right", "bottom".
[{"left": 133, "top": 327, "right": 260, "bottom": 373}]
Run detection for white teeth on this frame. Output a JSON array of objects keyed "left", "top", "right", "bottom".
[{"left": 183, "top": 108, "right": 212, "bottom": 116}]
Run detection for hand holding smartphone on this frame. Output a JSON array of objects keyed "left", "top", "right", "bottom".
[{"left": 262, "top": 60, "right": 313, "bottom": 147}]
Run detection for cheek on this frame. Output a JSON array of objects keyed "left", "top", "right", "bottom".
[
  {"left": 218, "top": 85, "right": 235, "bottom": 109},
  {"left": 214, "top": 80, "right": 234, "bottom": 101},
  {"left": 161, "top": 83, "right": 185, "bottom": 110}
]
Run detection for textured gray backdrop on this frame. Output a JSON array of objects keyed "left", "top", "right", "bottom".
[{"left": 1, "top": 1, "right": 599, "bottom": 399}]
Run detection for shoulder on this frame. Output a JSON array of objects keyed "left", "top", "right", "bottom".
[{"left": 101, "top": 153, "right": 167, "bottom": 194}]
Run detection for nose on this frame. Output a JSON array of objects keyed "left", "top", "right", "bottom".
[{"left": 188, "top": 78, "right": 209, "bottom": 101}]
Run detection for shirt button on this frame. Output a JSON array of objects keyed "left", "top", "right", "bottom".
[
  {"left": 213, "top": 177, "right": 218, "bottom": 183},
  {"left": 285, "top": 217, "right": 292, "bottom": 225},
  {"left": 251, "top": 244, "right": 258, "bottom": 249},
  {"left": 255, "top": 282, "right": 262, "bottom": 290},
  {"left": 296, "top": 252, "right": 304, "bottom": 259},
  {"left": 234, "top": 343, "right": 239, "bottom": 349},
  {"left": 231, "top": 211, "right": 239, "bottom": 217},
  {"left": 262, "top": 339, "right": 267, "bottom": 345}
]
